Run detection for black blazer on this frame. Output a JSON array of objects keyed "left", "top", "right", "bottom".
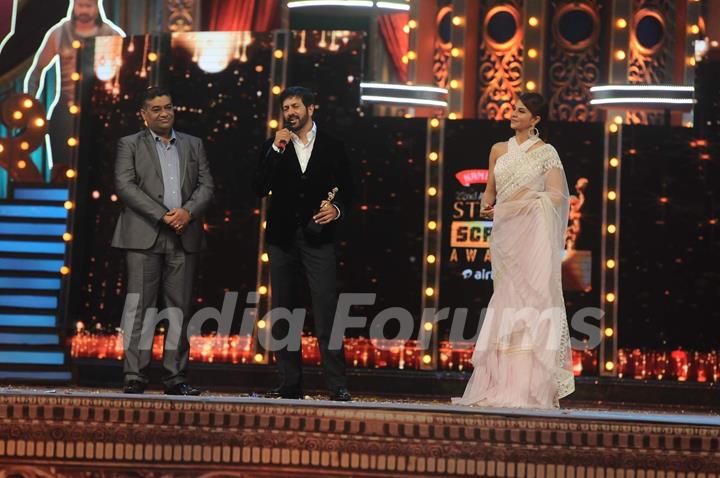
[{"left": 252, "top": 130, "right": 354, "bottom": 246}]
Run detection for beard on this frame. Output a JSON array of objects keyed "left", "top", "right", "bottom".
[
  {"left": 285, "top": 111, "right": 308, "bottom": 132},
  {"left": 73, "top": 13, "right": 97, "bottom": 24}
]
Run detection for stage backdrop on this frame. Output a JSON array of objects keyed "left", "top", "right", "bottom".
[{"left": 619, "top": 125, "right": 720, "bottom": 350}]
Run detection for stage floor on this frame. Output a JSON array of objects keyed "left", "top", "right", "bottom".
[{"left": 0, "top": 387, "right": 719, "bottom": 477}]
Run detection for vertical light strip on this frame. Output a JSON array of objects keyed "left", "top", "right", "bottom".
[
  {"left": 600, "top": 0, "right": 632, "bottom": 376},
  {"left": 406, "top": 1, "right": 419, "bottom": 84},
  {"left": 521, "top": 0, "right": 547, "bottom": 94},
  {"left": 600, "top": 119, "right": 622, "bottom": 376},
  {"left": 447, "top": 0, "right": 466, "bottom": 119},
  {"left": 682, "top": 0, "right": 701, "bottom": 127},
  {"left": 419, "top": 117, "right": 444, "bottom": 370},
  {"left": 254, "top": 31, "right": 290, "bottom": 364}
]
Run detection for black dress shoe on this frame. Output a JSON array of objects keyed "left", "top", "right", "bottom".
[
  {"left": 267, "top": 386, "right": 303, "bottom": 399},
  {"left": 329, "top": 387, "right": 352, "bottom": 401},
  {"left": 123, "top": 380, "right": 146, "bottom": 394},
  {"left": 164, "top": 383, "right": 201, "bottom": 396}
]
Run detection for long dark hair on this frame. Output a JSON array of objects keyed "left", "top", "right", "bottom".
[{"left": 518, "top": 92, "right": 548, "bottom": 136}]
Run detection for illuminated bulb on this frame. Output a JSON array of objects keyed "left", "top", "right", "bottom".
[
  {"left": 34, "top": 118, "right": 45, "bottom": 127},
  {"left": 448, "top": 112, "right": 458, "bottom": 120},
  {"left": 71, "top": 72, "right": 80, "bottom": 81},
  {"left": 257, "top": 320, "right": 266, "bottom": 329},
  {"left": 273, "top": 49, "right": 284, "bottom": 59},
  {"left": 261, "top": 253, "right": 269, "bottom": 262},
  {"left": 606, "top": 293, "right": 616, "bottom": 303},
  {"left": 615, "top": 50, "right": 626, "bottom": 61},
  {"left": 452, "top": 16, "right": 463, "bottom": 26},
  {"left": 110, "top": 194, "right": 118, "bottom": 202},
  {"left": 403, "top": 25, "right": 410, "bottom": 34},
  {"left": 427, "top": 187, "right": 437, "bottom": 196},
  {"left": 429, "top": 152, "right": 438, "bottom": 161},
  {"left": 615, "top": 18, "right": 627, "bottom": 29},
  {"left": 528, "top": 16, "right": 539, "bottom": 27},
  {"left": 425, "top": 287, "right": 434, "bottom": 297},
  {"left": 64, "top": 201, "right": 74, "bottom": 210},
  {"left": 690, "top": 24, "right": 700, "bottom": 34},
  {"left": 268, "top": 119, "right": 279, "bottom": 129},
  {"left": 67, "top": 137, "right": 78, "bottom": 147},
  {"left": 614, "top": 115, "right": 623, "bottom": 124},
  {"left": 63, "top": 233, "right": 73, "bottom": 242},
  {"left": 91, "top": 190, "right": 100, "bottom": 199},
  {"left": 423, "top": 322, "right": 433, "bottom": 331},
  {"left": 604, "top": 328, "right": 614, "bottom": 337},
  {"left": 449, "top": 79, "right": 460, "bottom": 89},
  {"left": 72, "top": 40, "right": 81, "bottom": 49},
  {"left": 22, "top": 99, "right": 33, "bottom": 108},
  {"left": 0, "top": 144, "right": 4, "bottom": 153},
  {"left": 687, "top": 57, "right": 696, "bottom": 66},
  {"left": 271, "top": 85, "right": 282, "bottom": 95},
  {"left": 607, "top": 191, "right": 617, "bottom": 200},
  {"left": 69, "top": 105, "right": 79, "bottom": 114},
  {"left": 17, "top": 160, "right": 26, "bottom": 169},
  {"left": 427, "top": 254, "right": 436, "bottom": 264},
  {"left": 526, "top": 80, "right": 536, "bottom": 91},
  {"left": 422, "top": 354, "right": 432, "bottom": 364},
  {"left": 407, "top": 50, "right": 417, "bottom": 60},
  {"left": 606, "top": 259, "right": 616, "bottom": 269},
  {"left": 20, "top": 141, "right": 29, "bottom": 151},
  {"left": 607, "top": 224, "right": 617, "bottom": 234},
  {"left": 609, "top": 157, "right": 619, "bottom": 167},
  {"left": 451, "top": 48, "right": 461, "bottom": 57},
  {"left": 401, "top": 55, "right": 409, "bottom": 64},
  {"left": 147, "top": 52, "right": 158, "bottom": 62},
  {"left": 12, "top": 111, "right": 22, "bottom": 120},
  {"left": 609, "top": 124, "right": 618, "bottom": 133},
  {"left": 428, "top": 221, "right": 437, "bottom": 230},
  {"left": 527, "top": 48, "right": 538, "bottom": 59},
  {"left": 60, "top": 266, "right": 70, "bottom": 275},
  {"left": 258, "top": 285, "right": 268, "bottom": 295},
  {"left": 65, "top": 169, "right": 76, "bottom": 179},
  {"left": 430, "top": 118, "right": 440, "bottom": 128},
  {"left": 254, "top": 353, "right": 264, "bottom": 363},
  {"left": 605, "top": 361, "right": 615, "bottom": 371},
  {"left": 408, "top": 20, "right": 417, "bottom": 29}
]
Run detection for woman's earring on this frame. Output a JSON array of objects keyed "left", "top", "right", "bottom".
[{"left": 531, "top": 127, "right": 540, "bottom": 138}]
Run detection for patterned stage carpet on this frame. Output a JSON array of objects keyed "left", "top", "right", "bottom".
[{"left": 0, "top": 387, "right": 718, "bottom": 477}]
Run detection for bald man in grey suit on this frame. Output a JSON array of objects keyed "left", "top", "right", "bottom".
[{"left": 112, "top": 87, "right": 214, "bottom": 395}]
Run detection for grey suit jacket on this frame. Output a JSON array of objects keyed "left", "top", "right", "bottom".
[{"left": 111, "top": 129, "right": 214, "bottom": 252}]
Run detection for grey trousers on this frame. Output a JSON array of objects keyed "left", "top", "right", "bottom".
[{"left": 123, "top": 228, "right": 197, "bottom": 387}]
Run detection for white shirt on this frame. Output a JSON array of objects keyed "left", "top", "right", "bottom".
[{"left": 272, "top": 121, "right": 317, "bottom": 173}]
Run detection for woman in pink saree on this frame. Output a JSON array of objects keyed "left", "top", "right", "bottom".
[{"left": 453, "top": 93, "right": 574, "bottom": 408}]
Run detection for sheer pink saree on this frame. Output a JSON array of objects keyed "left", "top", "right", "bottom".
[{"left": 453, "top": 136, "right": 575, "bottom": 408}]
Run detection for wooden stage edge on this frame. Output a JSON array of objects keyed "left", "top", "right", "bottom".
[{"left": 0, "top": 387, "right": 719, "bottom": 477}]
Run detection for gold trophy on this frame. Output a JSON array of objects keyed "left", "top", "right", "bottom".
[{"left": 306, "top": 187, "right": 339, "bottom": 235}]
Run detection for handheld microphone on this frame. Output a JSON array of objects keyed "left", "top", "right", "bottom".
[{"left": 278, "top": 121, "right": 292, "bottom": 151}]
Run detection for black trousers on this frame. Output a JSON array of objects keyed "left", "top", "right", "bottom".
[{"left": 268, "top": 228, "right": 347, "bottom": 391}]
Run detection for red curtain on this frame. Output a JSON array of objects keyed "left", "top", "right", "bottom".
[
  {"left": 0, "top": 0, "right": 13, "bottom": 43},
  {"left": 252, "top": 0, "right": 280, "bottom": 32},
  {"left": 205, "top": 0, "right": 280, "bottom": 32},
  {"left": 378, "top": 12, "right": 409, "bottom": 83}
]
